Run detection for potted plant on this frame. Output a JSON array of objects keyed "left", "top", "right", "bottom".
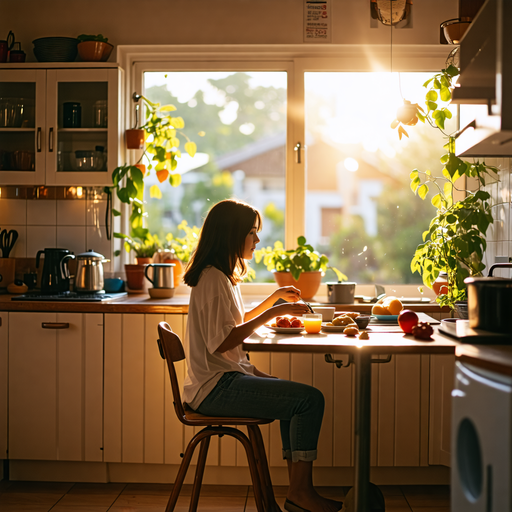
[
  {"left": 402, "top": 64, "right": 498, "bottom": 313},
  {"left": 106, "top": 94, "right": 203, "bottom": 266},
  {"left": 154, "top": 221, "right": 201, "bottom": 288},
  {"left": 114, "top": 233, "right": 160, "bottom": 290},
  {"left": 77, "top": 34, "right": 113, "bottom": 62},
  {"left": 254, "top": 236, "right": 347, "bottom": 300}
]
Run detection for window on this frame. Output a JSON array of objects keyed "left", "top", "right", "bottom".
[{"left": 127, "top": 46, "right": 453, "bottom": 285}]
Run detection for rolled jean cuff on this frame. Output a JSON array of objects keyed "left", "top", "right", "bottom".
[
  {"left": 292, "top": 449, "right": 317, "bottom": 462},
  {"left": 282, "top": 449, "right": 292, "bottom": 460}
]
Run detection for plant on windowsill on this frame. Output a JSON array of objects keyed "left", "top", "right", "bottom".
[
  {"left": 254, "top": 236, "right": 347, "bottom": 300},
  {"left": 401, "top": 64, "right": 498, "bottom": 313}
]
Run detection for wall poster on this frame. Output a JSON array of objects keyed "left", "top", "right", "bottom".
[{"left": 304, "top": 0, "right": 331, "bottom": 43}]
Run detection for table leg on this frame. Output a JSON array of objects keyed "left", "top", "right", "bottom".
[{"left": 354, "top": 350, "right": 372, "bottom": 512}]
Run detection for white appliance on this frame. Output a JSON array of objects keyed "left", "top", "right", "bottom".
[{"left": 451, "top": 359, "right": 512, "bottom": 511}]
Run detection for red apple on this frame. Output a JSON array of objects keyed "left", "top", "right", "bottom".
[{"left": 398, "top": 309, "right": 419, "bottom": 334}]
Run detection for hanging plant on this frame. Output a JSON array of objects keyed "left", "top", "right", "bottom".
[
  {"left": 106, "top": 95, "right": 205, "bottom": 255},
  {"left": 403, "top": 64, "right": 499, "bottom": 309}
]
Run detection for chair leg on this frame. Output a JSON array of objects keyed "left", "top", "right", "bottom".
[
  {"left": 165, "top": 428, "right": 215, "bottom": 512},
  {"left": 227, "top": 428, "right": 267, "bottom": 512},
  {"left": 248, "top": 425, "right": 281, "bottom": 512},
  {"left": 189, "top": 436, "right": 211, "bottom": 512}
]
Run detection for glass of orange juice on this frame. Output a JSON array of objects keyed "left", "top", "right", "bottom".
[{"left": 303, "top": 314, "right": 322, "bottom": 334}]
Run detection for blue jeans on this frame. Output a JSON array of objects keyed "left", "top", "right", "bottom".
[{"left": 196, "top": 372, "right": 325, "bottom": 462}]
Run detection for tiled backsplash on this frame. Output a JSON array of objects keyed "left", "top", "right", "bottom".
[
  {"left": 0, "top": 187, "right": 113, "bottom": 274},
  {"left": 481, "top": 158, "right": 512, "bottom": 278}
]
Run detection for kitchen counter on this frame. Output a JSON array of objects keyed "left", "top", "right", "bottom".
[
  {"left": 0, "top": 293, "right": 450, "bottom": 314},
  {"left": 455, "top": 343, "right": 512, "bottom": 376}
]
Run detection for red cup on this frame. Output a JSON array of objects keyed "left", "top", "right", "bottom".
[{"left": 9, "top": 51, "right": 26, "bottom": 63}]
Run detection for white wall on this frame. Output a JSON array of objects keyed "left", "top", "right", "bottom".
[{"left": 3, "top": 0, "right": 458, "bottom": 61}]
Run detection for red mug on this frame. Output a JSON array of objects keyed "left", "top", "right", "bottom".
[
  {"left": 0, "top": 41, "right": 7, "bottom": 63},
  {"left": 9, "top": 50, "right": 25, "bottom": 63}
]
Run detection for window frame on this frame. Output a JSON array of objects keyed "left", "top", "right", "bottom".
[{"left": 118, "top": 44, "right": 449, "bottom": 292}]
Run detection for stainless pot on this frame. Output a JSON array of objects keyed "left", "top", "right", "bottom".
[
  {"left": 61, "top": 250, "right": 109, "bottom": 292},
  {"left": 465, "top": 263, "right": 512, "bottom": 334}
]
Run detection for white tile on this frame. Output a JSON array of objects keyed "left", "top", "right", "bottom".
[
  {"left": 0, "top": 199, "right": 26, "bottom": 225},
  {"left": 27, "top": 200, "right": 56, "bottom": 226},
  {"left": 26, "top": 226, "right": 57, "bottom": 258},
  {"left": 57, "top": 226, "right": 86, "bottom": 256},
  {"left": 87, "top": 199, "right": 107, "bottom": 226},
  {"left": 0, "top": 226, "right": 26, "bottom": 257},
  {"left": 86, "top": 226, "right": 113, "bottom": 273},
  {"left": 56, "top": 200, "right": 86, "bottom": 226}
]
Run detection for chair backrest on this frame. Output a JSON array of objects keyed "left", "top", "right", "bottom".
[{"left": 157, "top": 321, "right": 187, "bottom": 422}]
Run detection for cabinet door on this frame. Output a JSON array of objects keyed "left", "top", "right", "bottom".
[
  {"left": 0, "top": 68, "right": 46, "bottom": 185},
  {"left": 8, "top": 312, "right": 103, "bottom": 461},
  {"left": 45, "top": 68, "right": 120, "bottom": 186},
  {"left": 429, "top": 354, "right": 454, "bottom": 466},
  {"left": 104, "top": 313, "right": 186, "bottom": 464},
  {"left": 0, "top": 312, "right": 7, "bottom": 461}
]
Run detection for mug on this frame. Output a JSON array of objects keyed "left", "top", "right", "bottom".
[{"left": 0, "top": 41, "right": 7, "bottom": 62}]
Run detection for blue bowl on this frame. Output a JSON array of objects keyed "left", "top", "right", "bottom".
[{"left": 104, "top": 278, "right": 125, "bottom": 293}]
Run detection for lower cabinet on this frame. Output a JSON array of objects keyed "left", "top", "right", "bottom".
[{"left": 8, "top": 312, "right": 104, "bottom": 461}]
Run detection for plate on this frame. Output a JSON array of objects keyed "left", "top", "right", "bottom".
[
  {"left": 372, "top": 315, "right": 399, "bottom": 321},
  {"left": 265, "top": 325, "right": 305, "bottom": 334},
  {"left": 321, "top": 323, "right": 353, "bottom": 333}
]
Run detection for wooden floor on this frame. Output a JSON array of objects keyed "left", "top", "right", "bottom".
[{"left": 0, "top": 481, "right": 450, "bottom": 511}]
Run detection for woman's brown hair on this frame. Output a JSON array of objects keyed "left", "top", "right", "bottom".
[{"left": 184, "top": 199, "right": 262, "bottom": 287}]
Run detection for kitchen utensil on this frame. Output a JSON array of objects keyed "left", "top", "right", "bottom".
[
  {"left": 300, "top": 297, "right": 315, "bottom": 314},
  {"left": 75, "top": 150, "right": 98, "bottom": 170},
  {"left": 312, "top": 306, "right": 335, "bottom": 321},
  {"left": 94, "top": 100, "right": 108, "bottom": 127},
  {"left": 145, "top": 263, "right": 175, "bottom": 289},
  {"left": 326, "top": 282, "right": 356, "bottom": 304},
  {"left": 0, "top": 229, "right": 18, "bottom": 257},
  {"left": 61, "top": 249, "right": 108, "bottom": 293},
  {"left": 9, "top": 43, "right": 25, "bottom": 62},
  {"left": 36, "top": 248, "right": 73, "bottom": 293},
  {"left": 465, "top": 263, "right": 512, "bottom": 334},
  {"left": 104, "top": 277, "right": 124, "bottom": 293},
  {"left": 148, "top": 287, "right": 175, "bottom": 299}
]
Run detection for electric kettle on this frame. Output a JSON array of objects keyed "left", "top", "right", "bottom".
[{"left": 36, "top": 248, "right": 73, "bottom": 293}]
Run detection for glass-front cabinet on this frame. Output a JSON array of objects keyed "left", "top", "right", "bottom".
[{"left": 0, "top": 65, "right": 122, "bottom": 186}]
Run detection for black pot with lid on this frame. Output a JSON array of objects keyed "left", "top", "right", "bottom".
[{"left": 465, "top": 263, "right": 512, "bottom": 334}]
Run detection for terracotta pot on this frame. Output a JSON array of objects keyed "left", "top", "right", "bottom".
[
  {"left": 135, "top": 256, "right": 152, "bottom": 265},
  {"left": 77, "top": 41, "right": 110, "bottom": 62},
  {"left": 124, "top": 264, "right": 146, "bottom": 290},
  {"left": 126, "top": 129, "right": 145, "bottom": 149},
  {"left": 273, "top": 271, "right": 323, "bottom": 300}
]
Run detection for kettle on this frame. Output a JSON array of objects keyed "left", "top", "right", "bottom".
[
  {"left": 36, "top": 248, "right": 73, "bottom": 294},
  {"left": 61, "top": 250, "right": 109, "bottom": 292}
]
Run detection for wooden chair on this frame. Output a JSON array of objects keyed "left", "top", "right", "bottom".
[{"left": 157, "top": 321, "right": 281, "bottom": 512}]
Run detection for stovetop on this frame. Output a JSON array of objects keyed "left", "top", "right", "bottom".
[{"left": 11, "top": 292, "right": 128, "bottom": 302}]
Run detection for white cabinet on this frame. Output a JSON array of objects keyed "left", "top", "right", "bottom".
[
  {"left": 0, "top": 312, "right": 7, "bottom": 462},
  {"left": 8, "top": 312, "right": 104, "bottom": 461},
  {"left": 0, "top": 64, "right": 122, "bottom": 186}
]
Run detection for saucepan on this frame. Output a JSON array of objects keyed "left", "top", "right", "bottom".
[{"left": 465, "top": 263, "right": 512, "bottom": 334}]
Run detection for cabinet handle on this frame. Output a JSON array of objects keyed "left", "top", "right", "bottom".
[
  {"left": 37, "top": 127, "right": 42, "bottom": 152},
  {"left": 42, "top": 322, "right": 69, "bottom": 329},
  {"left": 294, "top": 142, "right": 302, "bottom": 164},
  {"left": 49, "top": 127, "right": 54, "bottom": 152}
]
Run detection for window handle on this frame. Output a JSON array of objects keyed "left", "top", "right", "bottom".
[{"left": 294, "top": 142, "right": 302, "bottom": 164}]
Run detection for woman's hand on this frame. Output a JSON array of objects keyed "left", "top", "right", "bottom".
[
  {"left": 271, "top": 286, "right": 301, "bottom": 303},
  {"left": 271, "top": 302, "right": 310, "bottom": 318}
]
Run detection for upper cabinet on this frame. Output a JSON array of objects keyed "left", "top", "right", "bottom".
[{"left": 0, "top": 64, "right": 123, "bottom": 186}]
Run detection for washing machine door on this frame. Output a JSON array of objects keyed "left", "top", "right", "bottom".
[{"left": 451, "top": 360, "right": 512, "bottom": 512}]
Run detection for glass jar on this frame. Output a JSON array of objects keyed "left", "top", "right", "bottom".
[{"left": 94, "top": 100, "right": 108, "bottom": 128}]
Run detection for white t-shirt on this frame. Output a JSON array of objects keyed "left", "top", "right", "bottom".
[{"left": 182, "top": 266, "right": 256, "bottom": 410}]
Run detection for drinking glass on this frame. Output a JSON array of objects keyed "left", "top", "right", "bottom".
[{"left": 303, "top": 313, "right": 322, "bottom": 334}]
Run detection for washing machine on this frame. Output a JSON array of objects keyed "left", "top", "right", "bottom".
[{"left": 451, "top": 358, "right": 512, "bottom": 511}]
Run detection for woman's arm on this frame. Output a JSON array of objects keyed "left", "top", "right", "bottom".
[
  {"left": 244, "top": 286, "right": 302, "bottom": 321},
  {"left": 216, "top": 300, "right": 309, "bottom": 353}
]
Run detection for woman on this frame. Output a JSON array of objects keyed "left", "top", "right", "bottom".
[{"left": 183, "top": 199, "right": 342, "bottom": 512}]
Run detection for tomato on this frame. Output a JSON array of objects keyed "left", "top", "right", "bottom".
[{"left": 398, "top": 309, "right": 419, "bottom": 334}]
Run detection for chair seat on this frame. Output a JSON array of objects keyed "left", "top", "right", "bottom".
[{"left": 183, "top": 404, "right": 273, "bottom": 426}]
